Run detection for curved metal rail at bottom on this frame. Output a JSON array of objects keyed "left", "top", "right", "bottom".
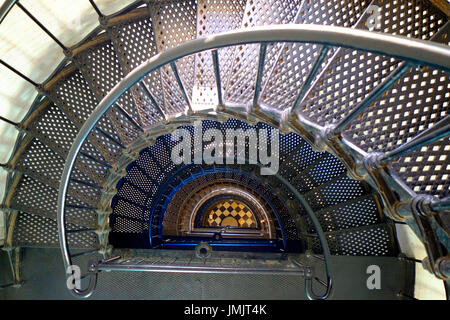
[{"left": 96, "top": 254, "right": 309, "bottom": 276}]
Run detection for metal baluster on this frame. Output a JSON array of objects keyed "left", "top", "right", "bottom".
[
  {"left": 379, "top": 115, "right": 449, "bottom": 164},
  {"left": 211, "top": 50, "right": 223, "bottom": 106},
  {"left": 88, "top": 0, "right": 103, "bottom": 18},
  {"left": 0, "top": 59, "right": 38, "bottom": 87},
  {"left": 0, "top": 115, "right": 18, "bottom": 127},
  {"left": 332, "top": 62, "right": 411, "bottom": 136},
  {"left": 16, "top": 2, "right": 67, "bottom": 52},
  {"left": 170, "top": 62, "right": 192, "bottom": 112},
  {"left": 0, "top": 0, "right": 18, "bottom": 24},
  {"left": 94, "top": 127, "right": 125, "bottom": 149},
  {"left": 139, "top": 81, "right": 167, "bottom": 120},
  {"left": 253, "top": 43, "right": 267, "bottom": 106},
  {"left": 113, "top": 104, "right": 144, "bottom": 133},
  {"left": 291, "top": 46, "right": 330, "bottom": 114}
]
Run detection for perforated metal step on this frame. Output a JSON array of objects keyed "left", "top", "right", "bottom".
[
  {"left": 72, "top": 36, "right": 142, "bottom": 146},
  {"left": 261, "top": 0, "right": 371, "bottom": 109},
  {"left": 45, "top": 68, "right": 124, "bottom": 164},
  {"left": 9, "top": 174, "right": 97, "bottom": 228},
  {"left": 12, "top": 211, "right": 98, "bottom": 249},
  {"left": 107, "top": 8, "right": 166, "bottom": 127}
]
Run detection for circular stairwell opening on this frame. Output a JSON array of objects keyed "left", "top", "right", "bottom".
[{"left": 108, "top": 119, "right": 395, "bottom": 257}]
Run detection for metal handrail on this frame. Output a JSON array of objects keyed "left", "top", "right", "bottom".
[
  {"left": 0, "top": 0, "right": 18, "bottom": 24},
  {"left": 275, "top": 173, "right": 333, "bottom": 300},
  {"left": 57, "top": 25, "right": 450, "bottom": 299}
]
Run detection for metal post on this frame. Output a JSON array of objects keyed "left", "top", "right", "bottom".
[
  {"left": 380, "top": 115, "right": 449, "bottom": 163},
  {"left": 430, "top": 197, "right": 450, "bottom": 212},
  {"left": 170, "top": 62, "right": 192, "bottom": 112},
  {"left": 291, "top": 46, "right": 330, "bottom": 114},
  {"left": 16, "top": 2, "right": 67, "bottom": 52},
  {"left": 253, "top": 43, "right": 267, "bottom": 106},
  {"left": 211, "top": 50, "right": 223, "bottom": 106},
  {"left": 332, "top": 62, "right": 411, "bottom": 135},
  {"left": 114, "top": 104, "right": 144, "bottom": 133},
  {"left": 0, "top": 115, "right": 18, "bottom": 127},
  {"left": 89, "top": 0, "right": 103, "bottom": 18},
  {"left": 0, "top": 0, "right": 18, "bottom": 24},
  {"left": 139, "top": 81, "right": 167, "bottom": 120},
  {"left": 0, "top": 59, "right": 38, "bottom": 87}
]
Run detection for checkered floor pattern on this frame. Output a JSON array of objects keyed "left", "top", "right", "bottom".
[{"left": 206, "top": 200, "right": 257, "bottom": 228}]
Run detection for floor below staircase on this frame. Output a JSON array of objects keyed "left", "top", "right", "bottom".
[{"left": 1, "top": 248, "right": 414, "bottom": 300}]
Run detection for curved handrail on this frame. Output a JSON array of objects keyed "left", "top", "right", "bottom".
[
  {"left": 71, "top": 272, "right": 98, "bottom": 299},
  {"left": 275, "top": 173, "right": 334, "bottom": 300},
  {"left": 57, "top": 24, "right": 450, "bottom": 299}
]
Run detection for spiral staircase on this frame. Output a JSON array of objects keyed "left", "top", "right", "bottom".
[{"left": 0, "top": 0, "right": 449, "bottom": 300}]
